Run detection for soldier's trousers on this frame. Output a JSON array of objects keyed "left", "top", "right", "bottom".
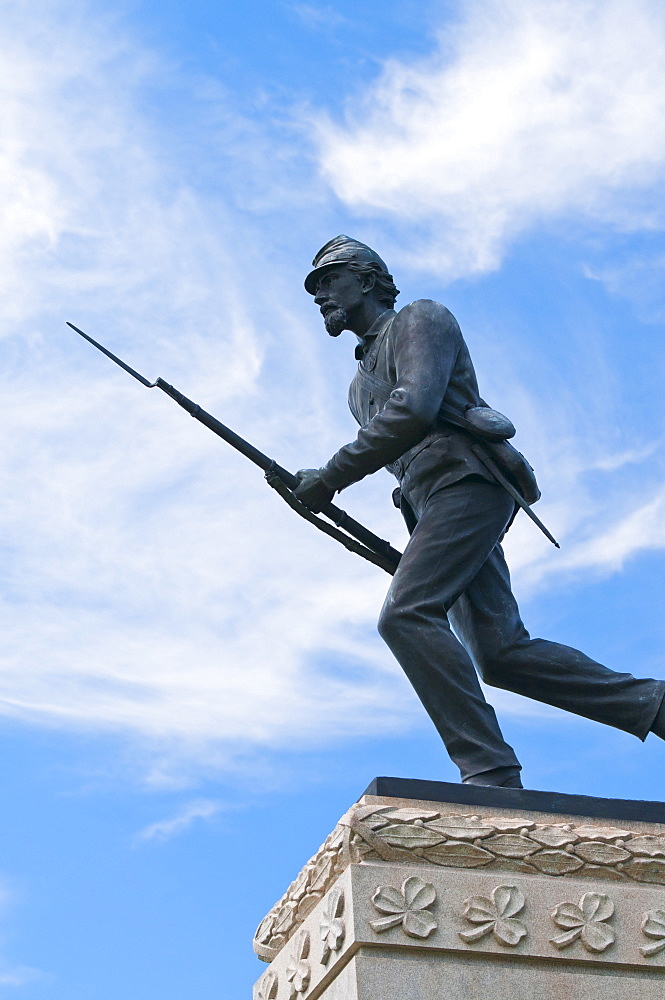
[{"left": 377, "top": 476, "right": 665, "bottom": 781}]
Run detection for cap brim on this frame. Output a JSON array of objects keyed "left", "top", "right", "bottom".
[{"left": 304, "top": 262, "right": 340, "bottom": 295}]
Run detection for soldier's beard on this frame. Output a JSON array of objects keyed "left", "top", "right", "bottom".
[{"left": 324, "top": 307, "right": 348, "bottom": 337}]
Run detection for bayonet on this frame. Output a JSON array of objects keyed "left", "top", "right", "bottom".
[{"left": 67, "top": 322, "right": 402, "bottom": 573}]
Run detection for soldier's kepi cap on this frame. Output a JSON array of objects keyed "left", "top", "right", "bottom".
[{"left": 304, "top": 235, "right": 390, "bottom": 294}]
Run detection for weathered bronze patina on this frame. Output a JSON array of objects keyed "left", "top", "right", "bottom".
[{"left": 295, "top": 236, "right": 665, "bottom": 788}]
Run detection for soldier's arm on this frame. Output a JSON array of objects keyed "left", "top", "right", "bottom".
[{"left": 318, "top": 300, "right": 461, "bottom": 491}]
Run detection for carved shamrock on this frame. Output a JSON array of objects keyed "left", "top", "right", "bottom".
[
  {"left": 550, "top": 892, "right": 615, "bottom": 953},
  {"left": 370, "top": 876, "right": 438, "bottom": 939},
  {"left": 256, "top": 970, "right": 278, "bottom": 1000},
  {"left": 319, "top": 887, "right": 345, "bottom": 964},
  {"left": 641, "top": 909, "right": 665, "bottom": 957},
  {"left": 459, "top": 885, "right": 527, "bottom": 946},
  {"left": 285, "top": 930, "right": 311, "bottom": 998}
]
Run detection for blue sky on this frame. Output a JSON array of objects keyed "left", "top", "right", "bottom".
[{"left": 1, "top": 0, "right": 665, "bottom": 995}]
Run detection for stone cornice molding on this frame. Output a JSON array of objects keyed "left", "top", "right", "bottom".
[{"left": 254, "top": 799, "right": 665, "bottom": 962}]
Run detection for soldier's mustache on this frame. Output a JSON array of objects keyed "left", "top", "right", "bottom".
[{"left": 323, "top": 307, "right": 348, "bottom": 337}]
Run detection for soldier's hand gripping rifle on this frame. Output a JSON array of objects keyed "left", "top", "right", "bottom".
[{"left": 67, "top": 323, "right": 402, "bottom": 575}]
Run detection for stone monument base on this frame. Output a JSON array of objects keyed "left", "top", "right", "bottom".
[{"left": 253, "top": 779, "right": 665, "bottom": 1000}]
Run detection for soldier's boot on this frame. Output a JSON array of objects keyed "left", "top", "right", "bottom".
[{"left": 463, "top": 766, "right": 523, "bottom": 789}]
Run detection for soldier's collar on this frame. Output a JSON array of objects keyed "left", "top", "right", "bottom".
[{"left": 354, "top": 309, "right": 395, "bottom": 360}]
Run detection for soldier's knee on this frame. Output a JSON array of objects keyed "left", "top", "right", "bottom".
[
  {"left": 377, "top": 600, "right": 410, "bottom": 647},
  {"left": 476, "top": 648, "right": 513, "bottom": 688}
]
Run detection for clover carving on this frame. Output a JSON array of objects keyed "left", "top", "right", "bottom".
[
  {"left": 550, "top": 892, "right": 615, "bottom": 953},
  {"left": 285, "top": 930, "right": 311, "bottom": 998},
  {"left": 256, "top": 970, "right": 278, "bottom": 1000},
  {"left": 641, "top": 909, "right": 665, "bottom": 957},
  {"left": 370, "top": 875, "right": 438, "bottom": 939},
  {"left": 459, "top": 885, "right": 527, "bottom": 946},
  {"left": 319, "top": 887, "right": 345, "bottom": 963}
]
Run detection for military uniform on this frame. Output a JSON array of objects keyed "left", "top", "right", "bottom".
[{"left": 317, "top": 298, "right": 665, "bottom": 781}]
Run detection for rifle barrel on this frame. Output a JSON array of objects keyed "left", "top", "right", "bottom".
[
  {"left": 156, "top": 379, "right": 293, "bottom": 482},
  {"left": 155, "top": 379, "right": 402, "bottom": 569}
]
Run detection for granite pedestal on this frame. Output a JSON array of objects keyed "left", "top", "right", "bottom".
[{"left": 253, "top": 779, "right": 665, "bottom": 999}]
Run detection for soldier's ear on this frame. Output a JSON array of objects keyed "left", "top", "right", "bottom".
[{"left": 360, "top": 271, "right": 376, "bottom": 294}]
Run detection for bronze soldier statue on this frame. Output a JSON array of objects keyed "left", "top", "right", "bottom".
[{"left": 294, "top": 235, "right": 665, "bottom": 788}]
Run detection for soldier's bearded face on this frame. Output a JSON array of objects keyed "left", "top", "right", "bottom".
[
  {"left": 323, "top": 307, "right": 348, "bottom": 337},
  {"left": 314, "top": 267, "right": 364, "bottom": 337}
]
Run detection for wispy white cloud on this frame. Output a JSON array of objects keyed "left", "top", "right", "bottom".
[
  {"left": 584, "top": 254, "right": 665, "bottom": 324},
  {"left": 581, "top": 443, "right": 662, "bottom": 475},
  {"left": 0, "top": 877, "right": 42, "bottom": 988},
  {"left": 314, "top": 0, "right": 665, "bottom": 277},
  {"left": 0, "top": 0, "right": 416, "bottom": 775},
  {"left": 0, "top": 967, "right": 42, "bottom": 988},
  {"left": 135, "top": 799, "right": 223, "bottom": 842},
  {"left": 500, "top": 442, "right": 665, "bottom": 591},
  {"left": 289, "top": 3, "right": 347, "bottom": 31},
  {"left": 546, "top": 485, "right": 665, "bottom": 578}
]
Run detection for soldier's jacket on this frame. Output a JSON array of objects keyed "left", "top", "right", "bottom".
[{"left": 320, "top": 300, "right": 496, "bottom": 501}]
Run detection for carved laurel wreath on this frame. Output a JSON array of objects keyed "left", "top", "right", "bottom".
[{"left": 254, "top": 803, "right": 665, "bottom": 962}]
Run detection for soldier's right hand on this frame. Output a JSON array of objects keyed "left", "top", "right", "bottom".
[{"left": 293, "top": 469, "right": 335, "bottom": 513}]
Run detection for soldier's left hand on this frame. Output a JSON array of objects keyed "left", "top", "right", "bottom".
[{"left": 294, "top": 469, "right": 335, "bottom": 513}]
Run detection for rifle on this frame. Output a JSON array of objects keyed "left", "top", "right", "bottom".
[{"left": 67, "top": 323, "right": 402, "bottom": 575}]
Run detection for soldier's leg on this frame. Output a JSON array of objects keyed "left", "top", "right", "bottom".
[
  {"left": 377, "top": 479, "right": 521, "bottom": 782},
  {"left": 449, "top": 543, "right": 665, "bottom": 739}
]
